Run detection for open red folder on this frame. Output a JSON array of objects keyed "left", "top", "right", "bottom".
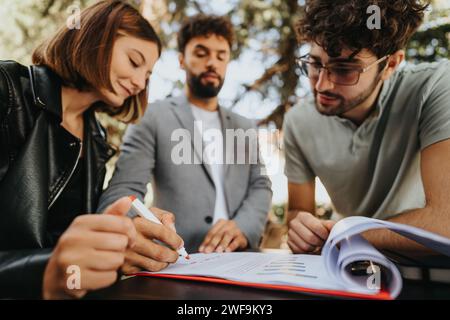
[
  {"left": 130, "top": 216, "right": 450, "bottom": 300},
  {"left": 130, "top": 252, "right": 393, "bottom": 300},
  {"left": 133, "top": 270, "right": 392, "bottom": 300}
]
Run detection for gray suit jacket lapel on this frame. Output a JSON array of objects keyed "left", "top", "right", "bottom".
[
  {"left": 219, "top": 107, "right": 235, "bottom": 217},
  {"left": 170, "top": 93, "right": 214, "bottom": 184},
  {"left": 218, "top": 106, "right": 233, "bottom": 178}
]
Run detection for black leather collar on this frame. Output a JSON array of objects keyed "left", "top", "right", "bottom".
[
  {"left": 27, "top": 64, "right": 115, "bottom": 157},
  {"left": 28, "top": 65, "right": 63, "bottom": 119}
]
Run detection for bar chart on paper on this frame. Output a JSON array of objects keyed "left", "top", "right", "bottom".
[{"left": 134, "top": 253, "right": 352, "bottom": 296}]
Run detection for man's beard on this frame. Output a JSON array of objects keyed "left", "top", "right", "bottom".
[
  {"left": 314, "top": 76, "right": 382, "bottom": 117},
  {"left": 187, "top": 70, "right": 224, "bottom": 98}
]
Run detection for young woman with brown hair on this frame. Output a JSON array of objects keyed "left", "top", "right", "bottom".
[{"left": 0, "top": 0, "right": 181, "bottom": 299}]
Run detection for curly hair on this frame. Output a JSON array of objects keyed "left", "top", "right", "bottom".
[
  {"left": 296, "top": 0, "right": 429, "bottom": 58},
  {"left": 177, "top": 14, "right": 235, "bottom": 53}
]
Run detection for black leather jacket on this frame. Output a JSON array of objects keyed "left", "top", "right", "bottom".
[{"left": 0, "top": 61, "right": 115, "bottom": 298}]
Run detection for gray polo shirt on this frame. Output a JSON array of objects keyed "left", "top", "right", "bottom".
[{"left": 283, "top": 60, "right": 450, "bottom": 220}]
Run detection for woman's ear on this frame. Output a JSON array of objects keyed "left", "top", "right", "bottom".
[{"left": 381, "top": 50, "right": 405, "bottom": 81}]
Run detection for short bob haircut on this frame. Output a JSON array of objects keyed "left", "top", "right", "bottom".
[{"left": 32, "top": 0, "right": 162, "bottom": 123}]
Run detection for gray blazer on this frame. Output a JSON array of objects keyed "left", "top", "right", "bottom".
[{"left": 97, "top": 93, "right": 272, "bottom": 252}]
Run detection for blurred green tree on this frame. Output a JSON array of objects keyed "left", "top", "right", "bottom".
[{"left": 1, "top": 0, "right": 448, "bottom": 136}]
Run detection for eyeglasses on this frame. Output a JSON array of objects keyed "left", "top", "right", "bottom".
[{"left": 296, "top": 55, "right": 390, "bottom": 86}]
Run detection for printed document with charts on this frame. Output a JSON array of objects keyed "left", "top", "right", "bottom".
[{"left": 133, "top": 217, "right": 450, "bottom": 299}]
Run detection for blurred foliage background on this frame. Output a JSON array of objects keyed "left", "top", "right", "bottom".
[{"left": 1, "top": 0, "right": 449, "bottom": 139}]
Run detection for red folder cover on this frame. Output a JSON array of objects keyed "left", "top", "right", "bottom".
[{"left": 132, "top": 272, "right": 393, "bottom": 300}]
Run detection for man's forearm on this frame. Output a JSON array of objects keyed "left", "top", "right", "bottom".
[{"left": 363, "top": 206, "right": 449, "bottom": 255}]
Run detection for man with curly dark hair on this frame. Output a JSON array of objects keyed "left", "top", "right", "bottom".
[{"left": 284, "top": 0, "right": 450, "bottom": 255}]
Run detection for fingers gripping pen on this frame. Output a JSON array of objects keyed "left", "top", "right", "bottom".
[{"left": 128, "top": 196, "right": 190, "bottom": 259}]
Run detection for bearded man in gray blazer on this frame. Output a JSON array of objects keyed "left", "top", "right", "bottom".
[{"left": 98, "top": 15, "right": 272, "bottom": 272}]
